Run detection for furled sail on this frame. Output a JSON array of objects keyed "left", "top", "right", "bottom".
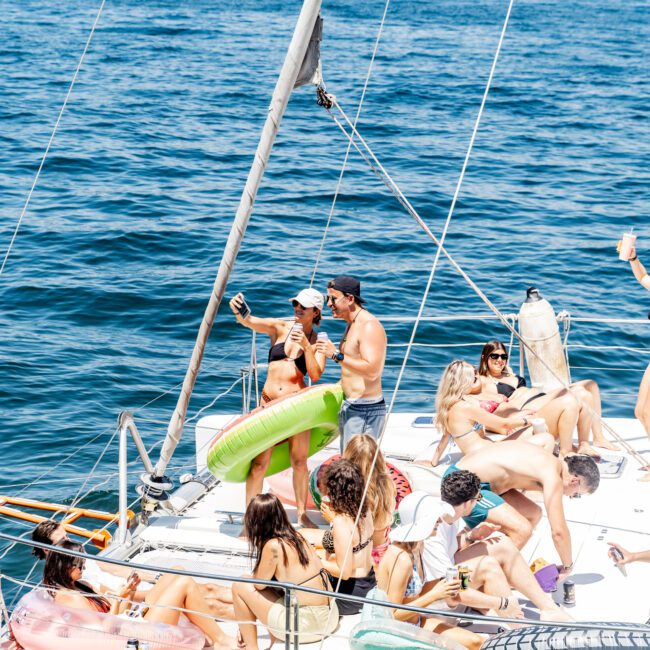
[{"left": 294, "top": 15, "right": 323, "bottom": 87}]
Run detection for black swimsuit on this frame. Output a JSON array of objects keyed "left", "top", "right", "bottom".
[
  {"left": 495, "top": 375, "right": 527, "bottom": 398},
  {"left": 268, "top": 341, "right": 308, "bottom": 376}
]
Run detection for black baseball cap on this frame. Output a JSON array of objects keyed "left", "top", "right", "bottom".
[{"left": 327, "top": 275, "right": 366, "bottom": 303}]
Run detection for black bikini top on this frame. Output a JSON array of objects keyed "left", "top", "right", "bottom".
[
  {"left": 322, "top": 528, "right": 371, "bottom": 555},
  {"left": 495, "top": 375, "right": 526, "bottom": 398},
  {"left": 268, "top": 341, "right": 308, "bottom": 376}
]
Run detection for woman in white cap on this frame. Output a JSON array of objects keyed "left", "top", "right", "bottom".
[
  {"left": 229, "top": 287, "right": 327, "bottom": 526},
  {"left": 377, "top": 491, "right": 485, "bottom": 650}
]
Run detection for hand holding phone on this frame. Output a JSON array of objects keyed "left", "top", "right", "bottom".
[{"left": 229, "top": 292, "right": 251, "bottom": 320}]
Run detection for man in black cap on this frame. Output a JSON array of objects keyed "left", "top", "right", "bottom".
[{"left": 316, "top": 275, "right": 387, "bottom": 451}]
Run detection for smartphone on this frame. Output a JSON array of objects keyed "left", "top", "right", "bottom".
[{"left": 236, "top": 293, "right": 251, "bottom": 319}]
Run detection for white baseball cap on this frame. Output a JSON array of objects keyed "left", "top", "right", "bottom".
[
  {"left": 389, "top": 491, "right": 455, "bottom": 543},
  {"left": 289, "top": 288, "right": 324, "bottom": 310}
]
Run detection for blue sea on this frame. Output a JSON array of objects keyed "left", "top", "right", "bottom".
[{"left": 0, "top": 0, "right": 648, "bottom": 593}]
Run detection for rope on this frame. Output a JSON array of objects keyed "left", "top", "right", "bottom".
[
  {"left": 309, "top": 0, "right": 392, "bottom": 286},
  {"left": 0, "top": 0, "right": 107, "bottom": 278},
  {"left": 323, "top": 92, "right": 648, "bottom": 468}
]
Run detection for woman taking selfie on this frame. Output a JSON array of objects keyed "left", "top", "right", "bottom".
[{"left": 229, "top": 288, "right": 326, "bottom": 524}]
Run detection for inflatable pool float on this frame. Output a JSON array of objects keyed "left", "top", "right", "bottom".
[
  {"left": 480, "top": 622, "right": 650, "bottom": 649},
  {"left": 309, "top": 454, "right": 412, "bottom": 510},
  {"left": 267, "top": 453, "right": 325, "bottom": 509},
  {"left": 11, "top": 589, "right": 205, "bottom": 650},
  {"left": 350, "top": 619, "right": 464, "bottom": 649},
  {"left": 207, "top": 384, "right": 344, "bottom": 482}
]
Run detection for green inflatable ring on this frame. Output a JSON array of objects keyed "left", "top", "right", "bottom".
[{"left": 207, "top": 384, "right": 344, "bottom": 483}]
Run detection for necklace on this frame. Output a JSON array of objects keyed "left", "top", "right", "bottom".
[{"left": 340, "top": 308, "right": 364, "bottom": 350}]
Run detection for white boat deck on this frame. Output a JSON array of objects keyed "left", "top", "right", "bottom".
[{"left": 119, "top": 412, "right": 650, "bottom": 647}]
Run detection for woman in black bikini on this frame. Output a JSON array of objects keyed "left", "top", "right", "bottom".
[
  {"left": 478, "top": 340, "right": 615, "bottom": 456},
  {"left": 232, "top": 494, "right": 337, "bottom": 649},
  {"left": 229, "top": 288, "right": 327, "bottom": 526},
  {"left": 304, "top": 459, "right": 376, "bottom": 615}
]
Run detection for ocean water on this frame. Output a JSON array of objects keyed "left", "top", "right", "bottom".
[{"left": 0, "top": 0, "right": 648, "bottom": 589}]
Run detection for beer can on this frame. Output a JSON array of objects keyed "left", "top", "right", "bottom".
[
  {"left": 563, "top": 580, "right": 576, "bottom": 606},
  {"left": 445, "top": 567, "right": 458, "bottom": 583},
  {"left": 317, "top": 332, "right": 329, "bottom": 342},
  {"left": 293, "top": 322, "right": 303, "bottom": 331},
  {"left": 458, "top": 565, "right": 470, "bottom": 590}
]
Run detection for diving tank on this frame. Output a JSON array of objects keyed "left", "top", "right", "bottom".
[{"left": 518, "top": 287, "right": 569, "bottom": 390}]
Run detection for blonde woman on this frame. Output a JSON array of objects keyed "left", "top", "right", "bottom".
[
  {"left": 342, "top": 435, "right": 396, "bottom": 565},
  {"left": 428, "top": 361, "right": 553, "bottom": 467}
]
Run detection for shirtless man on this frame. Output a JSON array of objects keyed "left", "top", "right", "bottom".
[
  {"left": 450, "top": 441, "right": 600, "bottom": 576},
  {"left": 316, "top": 275, "right": 387, "bottom": 451}
]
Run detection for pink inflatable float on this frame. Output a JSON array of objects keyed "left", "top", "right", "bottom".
[{"left": 11, "top": 589, "right": 205, "bottom": 650}]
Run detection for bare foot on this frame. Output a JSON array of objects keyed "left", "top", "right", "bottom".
[
  {"left": 576, "top": 443, "right": 601, "bottom": 459},
  {"left": 298, "top": 512, "right": 319, "bottom": 529},
  {"left": 540, "top": 606, "right": 575, "bottom": 623},
  {"left": 592, "top": 438, "right": 619, "bottom": 451}
]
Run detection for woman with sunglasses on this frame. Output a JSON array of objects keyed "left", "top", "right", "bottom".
[
  {"left": 229, "top": 288, "right": 327, "bottom": 526},
  {"left": 428, "top": 360, "right": 553, "bottom": 467},
  {"left": 478, "top": 340, "right": 615, "bottom": 456},
  {"left": 43, "top": 540, "right": 234, "bottom": 649}
]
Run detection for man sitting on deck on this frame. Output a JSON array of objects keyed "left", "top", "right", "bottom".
[
  {"left": 449, "top": 441, "right": 600, "bottom": 576},
  {"left": 421, "top": 471, "right": 573, "bottom": 622}
]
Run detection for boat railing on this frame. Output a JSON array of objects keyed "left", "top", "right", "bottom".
[
  {"left": 237, "top": 312, "right": 650, "bottom": 413},
  {"left": 1, "top": 532, "right": 647, "bottom": 650}
]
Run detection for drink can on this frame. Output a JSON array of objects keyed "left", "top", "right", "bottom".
[
  {"left": 317, "top": 332, "right": 329, "bottom": 342},
  {"left": 563, "top": 580, "right": 576, "bottom": 606},
  {"left": 445, "top": 567, "right": 458, "bottom": 583},
  {"left": 458, "top": 565, "right": 470, "bottom": 590},
  {"left": 610, "top": 547, "right": 624, "bottom": 563},
  {"left": 531, "top": 417, "right": 547, "bottom": 434},
  {"left": 293, "top": 322, "right": 303, "bottom": 331}
]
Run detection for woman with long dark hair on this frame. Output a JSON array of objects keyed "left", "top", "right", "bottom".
[
  {"left": 229, "top": 289, "right": 327, "bottom": 525},
  {"left": 478, "top": 340, "right": 613, "bottom": 456},
  {"left": 43, "top": 540, "right": 234, "bottom": 649},
  {"left": 232, "top": 494, "right": 337, "bottom": 649}
]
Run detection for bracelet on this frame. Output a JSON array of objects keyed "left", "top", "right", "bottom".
[
  {"left": 522, "top": 417, "right": 529, "bottom": 427},
  {"left": 498, "top": 596, "right": 509, "bottom": 611},
  {"left": 630, "top": 255, "right": 638, "bottom": 261},
  {"left": 563, "top": 562, "right": 573, "bottom": 571}
]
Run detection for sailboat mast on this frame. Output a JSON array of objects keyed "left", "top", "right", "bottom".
[{"left": 153, "top": 0, "right": 323, "bottom": 479}]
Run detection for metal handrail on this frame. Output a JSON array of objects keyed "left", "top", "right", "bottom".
[{"left": 1, "top": 532, "right": 648, "bottom": 642}]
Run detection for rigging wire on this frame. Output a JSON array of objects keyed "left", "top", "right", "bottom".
[
  {"left": 0, "top": 0, "right": 107, "bottom": 277},
  {"left": 309, "top": 0, "right": 391, "bottom": 286},
  {"left": 318, "top": 5, "right": 519, "bottom": 642},
  {"left": 322, "top": 95, "right": 646, "bottom": 465}
]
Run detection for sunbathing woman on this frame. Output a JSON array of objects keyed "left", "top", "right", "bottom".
[
  {"left": 428, "top": 360, "right": 554, "bottom": 467},
  {"left": 232, "top": 494, "right": 337, "bottom": 649},
  {"left": 229, "top": 288, "right": 326, "bottom": 526},
  {"left": 478, "top": 340, "right": 615, "bottom": 456},
  {"left": 342, "top": 435, "right": 396, "bottom": 566},
  {"left": 43, "top": 540, "right": 234, "bottom": 649}
]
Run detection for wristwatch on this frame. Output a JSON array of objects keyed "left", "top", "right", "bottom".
[{"left": 332, "top": 351, "right": 344, "bottom": 363}]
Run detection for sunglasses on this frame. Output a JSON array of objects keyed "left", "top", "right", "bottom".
[
  {"left": 291, "top": 300, "right": 308, "bottom": 309},
  {"left": 326, "top": 294, "right": 346, "bottom": 305},
  {"left": 489, "top": 353, "right": 508, "bottom": 361}
]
